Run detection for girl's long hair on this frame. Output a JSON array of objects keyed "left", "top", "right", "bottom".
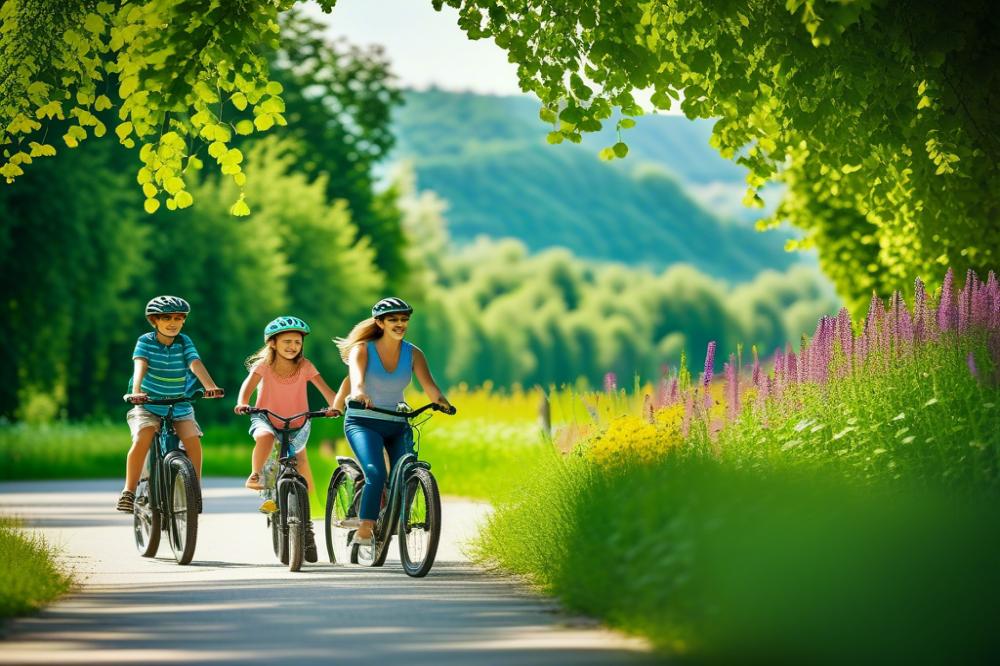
[
  {"left": 335, "top": 317, "right": 383, "bottom": 363},
  {"left": 245, "top": 335, "right": 305, "bottom": 371}
]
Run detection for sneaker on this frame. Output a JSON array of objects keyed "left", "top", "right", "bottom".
[
  {"left": 245, "top": 472, "right": 264, "bottom": 491},
  {"left": 258, "top": 499, "right": 278, "bottom": 514},
  {"left": 334, "top": 517, "right": 361, "bottom": 529},
  {"left": 116, "top": 490, "right": 135, "bottom": 513},
  {"left": 304, "top": 521, "right": 318, "bottom": 563}
]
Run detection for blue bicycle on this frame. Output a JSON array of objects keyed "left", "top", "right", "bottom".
[
  {"left": 128, "top": 392, "right": 210, "bottom": 565},
  {"left": 325, "top": 401, "right": 456, "bottom": 577}
]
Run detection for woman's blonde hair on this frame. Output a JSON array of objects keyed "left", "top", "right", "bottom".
[
  {"left": 245, "top": 333, "right": 305, "bottom": 371},
  {"left": 335, "top": 317, "right": 383, "bottom": 363}
]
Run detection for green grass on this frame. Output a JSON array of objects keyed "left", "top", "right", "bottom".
[
  {"left": 0, "top": 517, "right": 74, "bottom": 618},
  {"left": 474, "top": 340, "right": 1000, "bottom": 662}
]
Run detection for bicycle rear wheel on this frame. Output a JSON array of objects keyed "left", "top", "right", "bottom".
[
  {"left": 166, "top": 455, "right": 199, "bottom": 565},
  {"left": 325, "top": 469, "right": 360, "bottom": 564},
  {"left": 133, "top": 476, "right": 160, "bottom": 557},
  {"left": 398, "top": 467, "right": 442, "bottom": 577},
  {"left": 285, "top": 483, "right": 308, "bottom": 572}
]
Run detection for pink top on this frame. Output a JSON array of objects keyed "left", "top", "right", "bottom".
[{"left": 253, "top": 359, "right": 320, "bottom": 428}]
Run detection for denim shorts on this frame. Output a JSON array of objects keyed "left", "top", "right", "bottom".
[{"left": 249, "top": 414, "right": 311, "bottom": 455}]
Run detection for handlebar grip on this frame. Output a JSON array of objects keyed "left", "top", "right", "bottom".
[
  {"left": 434, "top": 404, "right": 457, "bottom": 415},
  {"left": 346, "top": 399, "right": 365, "bottom": 410}
]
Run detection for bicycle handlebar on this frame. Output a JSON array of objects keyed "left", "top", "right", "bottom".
[
  {"left": 124, "top": 390, "right": 222, "bottom": 406},
  {"left": 346, "top": 400, "right": 457, "bottom": 418},
  {"left": 245, "top": 407, "right": 335, "bottom": 430}
]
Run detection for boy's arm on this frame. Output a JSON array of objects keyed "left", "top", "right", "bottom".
[
  {"left": 234, "top": 372, "right": 261, "bottom": 414},
  {"left": 189, "top": 359, "right": 224, "bottom": 398},
  {"left": 125, "top": 358, "right": 150, "bottom": 402}
]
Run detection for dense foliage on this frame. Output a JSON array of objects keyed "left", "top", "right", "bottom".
[
  {"left": 399, "top": 179, "right": 837, "bottom": 389},
  {"left": 436, "top": 0, "right": 1000, "bottom": 315},
  {"left": 393, "top": 89, "right": 793, "bottom": 280}
]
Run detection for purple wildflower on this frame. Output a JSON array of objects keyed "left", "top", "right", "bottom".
[
  {"left": 967, "top": 351, "right": 979, "bottom": 380},
  {"left": 914, "top": 277, "right": 928, "bottom": 342},
  {"left": 751, "top": 346, "right": 761, "bottom": 388},
  {"left": 725, "top": 353, "right": 739, "bottom": 422},
  {"left": 938, "top": 267, "right": 956, "bottom": 333},
  {"left": 703, "top": 341, "right": 717, "bottom": 410},
  {"left": 603, "top": 371, "right": 617, "bottom": 393}
]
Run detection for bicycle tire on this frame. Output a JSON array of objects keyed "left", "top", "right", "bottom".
[
  {"left": 398, "top": 467, "right": 442, "bottom": 577},
  {"left": 133, "top": 476, "right": 160, "bottom": 557},
  {"left": 166, "top": 455, "right": 199, "bottom": 565},
  {"left": 270, "top": 514, "right": 281, "bottom": 558},
  {"left": 325, "top": 469, "right": 360, "bottom": 564},
  {"left": 286, "top": 483, "right": 308, "bottom": 572}
]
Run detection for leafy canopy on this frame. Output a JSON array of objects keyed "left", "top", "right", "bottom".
[
  {"left": 0, "top": 0, "right": 311, "bottom": 215},
  {"left": 434, "top": 0, "right": 999, "bottom": 312}
]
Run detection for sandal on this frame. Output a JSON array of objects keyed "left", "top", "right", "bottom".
[
  {"left": 116, "top": 490, "right": 135, "bottom": 513},
  {"left": 245, "top": 472, "right": 264, "bottom": 490},
  {"left": 350, "top": 531, "right": 373, "bottom": 547}
]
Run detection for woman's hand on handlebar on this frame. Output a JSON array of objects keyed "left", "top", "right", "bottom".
[
  {"left": 124, "top": 392, "right": 148, "bottom": 405},
  {"left": 234, "top": 403, "right": 251, "bottom": 415},
  {"left": 348, "top": 392, "right": 372, "bottom": 409},
  {"left": 204, "top": 387, "right": 225, "bottom": 399}
]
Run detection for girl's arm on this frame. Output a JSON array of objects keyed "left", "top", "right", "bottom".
[
  {"left": 309, "top": 374, "right": 340, "bottom": 415},
  {"left": 126, "top": 358, "right": 150, "bottom": 401},
  {"left": 347, "top": 344, "right": 371, "bottom": 407},
  {"left": 412, "top": 347, "right": 451, "bottom": 409},
  {"left": 234, "top": 372, "right": 261, "bottom": 414},
  {"left": 190, "top": 359, "right": 224, "bottom": 398}
]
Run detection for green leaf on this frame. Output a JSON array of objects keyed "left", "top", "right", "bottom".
[
  {"left": 83, "top": 13, "right": 105, "bottom": 34},
  {"left": 265, "top": 81, "right": 283, "bottom": 95},
  {"left": 142, "top": 182, "right": 157, "bottom": 198},
  {"left": 164, "top": 176, "right": 184, "bottom": 195},
  {"left": 235, "top": 119, "right": 254, "bottom": 135},
  {"left": 231, "top": 92, "right": 248, "bottom": 111},
  {"left": 612, "top": 142, "right": 629, "bottom": 158},
  {"left": 175, "top": 190, "right": 194, "bottom": 208},
  {"left": 144, "top": 198, "right": 160, "bottom": 214},
  {"left": 230, "top": 198, "right": 251, "bottom": 216},
  {"left": 253, "top": 114, "right": 274, "bottom": 131},
  {"left": 546, "top": 131, "right": 564, "bottom": 144}
]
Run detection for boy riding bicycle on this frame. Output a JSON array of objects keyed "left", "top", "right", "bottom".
[{"left": 118, "top": 296, "right": 224, "bottom": 512}]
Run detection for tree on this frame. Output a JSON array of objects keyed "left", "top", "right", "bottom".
[{"left": 434, "top": 0, "right": 1000, "bottom": 313}]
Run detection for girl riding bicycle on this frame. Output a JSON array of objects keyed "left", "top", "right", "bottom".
[
  {"left": 335, "top": 297, "right": 452, "bottom": 547},
  {"left": 234, "top": 316, "right": 339, "bottom": 497}
]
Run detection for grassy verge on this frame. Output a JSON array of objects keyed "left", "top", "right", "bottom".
[
  {"left": 474, "top": 339, "right": 1000, "bottom": 662},
  {"left": 0, "top": 518, "right": 74, "bottom": 618}
]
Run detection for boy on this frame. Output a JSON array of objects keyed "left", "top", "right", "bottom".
[{"left": 117, "top": 295, "right": 224, "bottom": 512}]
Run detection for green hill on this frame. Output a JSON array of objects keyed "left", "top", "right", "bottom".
[{"left": 390, "top": 89, "right": 793, "bottom": 280}]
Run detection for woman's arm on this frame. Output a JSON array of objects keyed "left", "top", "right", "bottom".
[
  {"left": 412, "top": 347, "right": 450, "bottom": 409},
  {"left": 332, "top": 376, "right": 350, "bottom": 413},
  {"left": 234, "top": 372, "right": 261, "bottom": 414},
  {"left": 347, "top": 344, "right": 371, "bottom": 407}
]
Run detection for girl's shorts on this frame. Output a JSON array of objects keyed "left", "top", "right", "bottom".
[
  {"left": 127, "top": 406, "right": 203, "bottom": 441},
  {"left": 249, "top": 414, "right": 311, "bottom": 455}
]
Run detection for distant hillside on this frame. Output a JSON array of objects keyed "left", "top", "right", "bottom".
[{"left": 390, "top": 89, "right": 793, "bottom": 281}]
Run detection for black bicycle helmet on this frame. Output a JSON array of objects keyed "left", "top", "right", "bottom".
[
  {"left": 371, "top": 297, "right": 413, "bottom": 318},
  {"left": 145, "top": 295, "right": 191, "bottom": 316},
  {"left": 264, "top": 315, "right": 311, "bottom": 342}
]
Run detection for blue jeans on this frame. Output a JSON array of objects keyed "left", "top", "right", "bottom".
[{"left": 344, "top": 416, "right": 414, "bottom": 520}]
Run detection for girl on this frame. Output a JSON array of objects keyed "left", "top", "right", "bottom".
[
  {"left": 335, "top": 297, "right": 452, "bottom": 546},
  {"left": 234, "top": 316, "right": 339, "bottom": 561}
]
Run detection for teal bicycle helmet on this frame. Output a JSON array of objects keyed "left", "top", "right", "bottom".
[
  {"left": 145, "top": 295, "right": 190, "bottom": 316},
  {"left": 371, "top": 297, "right": 413, "bottom": 318},
  {"left": 264, "top": 315, "right": 311, "bottom": 342}
]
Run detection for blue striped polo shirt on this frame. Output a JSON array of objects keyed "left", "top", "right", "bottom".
[{"left": 132, "top": 332, "right": 200, "bottom": 417}]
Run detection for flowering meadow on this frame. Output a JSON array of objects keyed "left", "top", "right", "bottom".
[{"left": 476, "top": 268, "right": 1000, "bottom": 662}]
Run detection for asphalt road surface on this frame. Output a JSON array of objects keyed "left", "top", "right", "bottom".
[{"left": 0, "top": 479, "right": 657, "bottom": 665}]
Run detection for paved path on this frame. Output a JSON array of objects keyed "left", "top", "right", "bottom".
[{"left": 0, "top": 479, "right": 656, "bottom": 665}]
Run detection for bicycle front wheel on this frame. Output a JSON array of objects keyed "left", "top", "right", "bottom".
[
  {"left": 325, "top": 469, "right": 360, "bottom": 564},
  {"left": 133, "top": 476, "right": 160, "bottom": 557},
  {"left": 167, "top": 456, "right": 199, "bottom": 565},
  {"left": 398, "top": 467, "right": 442, "bottom": 577},
  {"left": 285, "top": 483, "right": 308, "bottom": 572}
]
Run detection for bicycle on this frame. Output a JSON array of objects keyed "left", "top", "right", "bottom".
[
  {"left": 128, "top": 391, "right": 218, "bottom": 565},
  {"left": 324, "top": 401, "right": 456, "bottom": 578},
  {"left": 245, "top": 407, "right": 333, "bottom": 572}
]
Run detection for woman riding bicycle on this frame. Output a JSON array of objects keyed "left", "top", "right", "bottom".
[{"left": 335, "top": 297, "right": 451, "bottom": 547}]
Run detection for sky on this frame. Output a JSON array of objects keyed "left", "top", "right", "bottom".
[{"left": 304, "top": 0, "right": 523, "bottom": 96}]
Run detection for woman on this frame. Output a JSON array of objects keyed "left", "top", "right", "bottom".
[{"left": 335, "top": 297, "right": 451, "bottom": 546}]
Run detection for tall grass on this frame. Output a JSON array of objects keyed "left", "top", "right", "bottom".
[
  {"left": 0, "top": 517, "right": 74, "bottom": 618},
  {"left": 476, "top": 268, "right": 1000, "bottom": 661}
]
